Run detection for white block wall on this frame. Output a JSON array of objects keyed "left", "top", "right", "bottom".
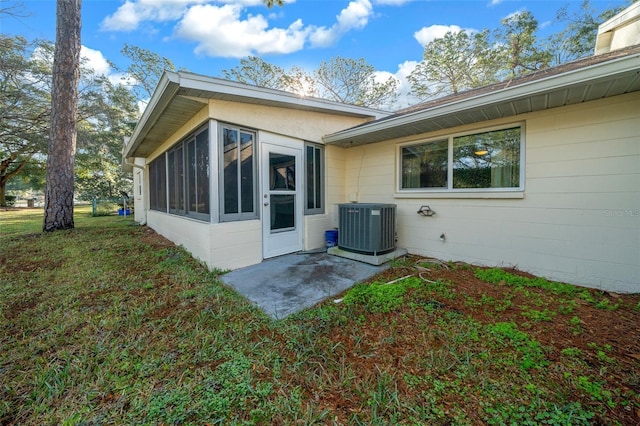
[{"left": 340, "top": 93, "right": 640, "bottom": 293}]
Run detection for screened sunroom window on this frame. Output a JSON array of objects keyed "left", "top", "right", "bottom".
[
  {"left": 149, "top": 154, "right": 167, "bottom": 211},
  {"left": 305, "top": 143, "right": 324, "bottom": 215},
  {"left": 147, "top": 125, "right": 210, "bottom": 221},
  {"left": 187, "top": 128, "right": 210, "bottom": 219},
  {"left": 220, "top": 125, "right": 257, "bottom": 221},
  {"left": 399, "top": 125, "right": 523, "bottom": 192}
]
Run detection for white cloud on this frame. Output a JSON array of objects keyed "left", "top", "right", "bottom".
[
  {"left": 309, "top": 0, "right": 374, "bottom": 48},
  {"left": 174, "top": 4, "right": 308, "bottom": 57},
  {"left": 503, "top": 9, "right": 527, "bottom": 21},
  {"left": 80, "top": 46, "right": 140, "bottom": 88},
  {"left": 101, "top": 0, "right": 209, "bottom": 32},
  {"left": 81, "top": 46, "right": 111, "bottom": 76},
  {"left": 102, "top": 0, "right": 373, "bottom": 57},
  {"left": 489, "top": 0, "right": 504, "bottom": 6},
  {"left": 369, "top": 60, "right": 420, "bottom": 110},
  {"left": 389, "top": 60, "right": 420, "bottom": 109},
  {"left": 413, "top": 24, "right": 463, "bottom": 46}
]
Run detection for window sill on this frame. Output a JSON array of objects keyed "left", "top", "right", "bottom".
[{"left": 394, "top": 191, "right": 524, "bottom": 199}]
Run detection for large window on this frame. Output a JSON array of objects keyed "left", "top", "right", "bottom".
[
  {"left": 219, "top": 125, "right": 257, "bottom": 221},
  {"left": 400, "top": 125, "right": 523, "bottom": 192},
  {"left": 305, "top": 142, "right": 324, "bottom": 215},
  {"left": 147, "top": 125, "right": 210, "bottom": 221}
]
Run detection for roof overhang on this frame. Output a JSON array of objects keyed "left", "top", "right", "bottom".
[
  {"left": 324, "top": 51, "right": 640, "bottom": 147},
  {"left": 123, "top": 71, "right": 389, "bottom": 160}
]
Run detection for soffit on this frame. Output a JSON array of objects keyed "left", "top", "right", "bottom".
[
  {"left": 132, "top": 95, "right": 207, "bottom": 158},
  {"left": 125, "top": 73, "right": 387, "bottom": 159}
]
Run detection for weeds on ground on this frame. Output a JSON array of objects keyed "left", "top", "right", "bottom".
[{"left": 1, "top": 211, "right": 638, "bottom": 425}]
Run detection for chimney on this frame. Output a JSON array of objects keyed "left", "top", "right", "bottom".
[{"left": 594, "top": 2, "right": 640, "bottom": 55}]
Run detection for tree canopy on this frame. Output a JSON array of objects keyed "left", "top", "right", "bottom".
[{"left": 0, "top": 36, "right": 52, "bottom": 206}]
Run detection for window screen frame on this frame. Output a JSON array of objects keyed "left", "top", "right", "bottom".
[
  {"left": 398, "top": 123, "right": 525, "bottom": 193},
  {"left": 304, "top": 142, "right": 325, "bottom": 215},
  {"left": 218, "top": 123, "right": 258, "bottom": 222}
]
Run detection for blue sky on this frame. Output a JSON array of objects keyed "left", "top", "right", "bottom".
[{"left": 2, "top": 0, "right": 629, "bottom": 107}]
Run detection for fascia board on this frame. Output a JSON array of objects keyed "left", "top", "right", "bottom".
[
  {"left": 176, "top": 71, "right": 390, "bottom": 119},
  {"left": 323, "top": 54, "right": 640, "bottom": 144},
  {"left": 598, "top": 2, "right": 640, "bottom": 34}
]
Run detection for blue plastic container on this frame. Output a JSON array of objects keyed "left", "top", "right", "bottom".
[{"left": 325, "top": 229, "right": 338, "bottom": 248}]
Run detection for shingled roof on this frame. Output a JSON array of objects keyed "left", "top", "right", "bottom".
[{"left": 324, "top": 44, "right": 640, "bottom": 147}]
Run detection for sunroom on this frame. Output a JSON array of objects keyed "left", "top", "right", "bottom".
[{"left": 123, "top": 71, "right": 388, "bottom": 270}]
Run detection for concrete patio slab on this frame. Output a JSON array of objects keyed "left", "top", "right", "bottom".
[{"left": 220, "top": 252, "right": 389, "bottom": 318}]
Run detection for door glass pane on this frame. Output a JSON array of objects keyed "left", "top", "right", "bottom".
[
  {"left": 269, "top": 153, "right": 295, "bottom": 191},
  {"left": 223, "top": 128, "right": 238, "bottom": 214},
  {"left": 270, "top": 194, "right": 295, "bottom": 231}
]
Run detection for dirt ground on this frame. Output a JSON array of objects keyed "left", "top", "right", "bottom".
[
  {"left": 321, "top": 260, "right": 640, "bottom": 424},
  {"left": 140, "top": 227, "right": 640, "bottom": 424}
]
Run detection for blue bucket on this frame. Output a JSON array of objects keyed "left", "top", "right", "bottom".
[{"left": 325, "top": 229, "right": 338, "bottom": 248}]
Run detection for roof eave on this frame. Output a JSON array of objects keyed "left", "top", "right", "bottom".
[
  {"left": 123, "top": 71, "right": 390, "bottom": 160},
  {"left": 323, "top": 53, "right": 640, "bottom": 146},
  {"left": 123, "top": 71, "right": 180, "bottom": 160}
]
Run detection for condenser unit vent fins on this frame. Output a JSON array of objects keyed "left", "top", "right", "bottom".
[{"left": 338, "top": 203, "right": 396, "bottom": 255}]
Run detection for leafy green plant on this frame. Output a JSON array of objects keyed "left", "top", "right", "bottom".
[
  {"left": 569, "top": 315, "right": 582, "bottom": 335},
  {"left": 475, "top": 268, "right": 578, "bottom": 296},
  {"left": 576, "top": 376, "right": 615, "bottom": 408},
  {"left": 521, "top": 308, "right": 555, "bottom": 322},
  {"left": 594, "top": 299, "right": 619, "bottom": 311},
  {"left": 483, "top": 400, "right": 594, "bottom": 425},
  {"left": 343, "top": 277, "right": 421, "bottom": 313},
  {"left": 92, "top": 201, "right": 118, "bottom": 217},
  {"left": 486, "top": 322, "right": 548, "bottom": 370},
  {"left": 561, "top": 348, "right": 584, "bottom": 361}
]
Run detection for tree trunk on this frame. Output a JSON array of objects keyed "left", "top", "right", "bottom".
[{"left": 43, "top": 0, "right": 82, "bottom": 231}]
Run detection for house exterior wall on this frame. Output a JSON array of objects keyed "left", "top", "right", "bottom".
[
  {"left": 304, "top": 144, "right": 348, "bottom": 249},
  {"left": 138, "top": 98, "right": 374, "bottom": 270},
  {"left": 208, "top": 99, "right": 371, "bottom": 143},
  {"left": 341, "top": 92, "right": 640, "bottom": 293},
  {"left": 132, "top": 157, "right": 146, "bottom": 224}
]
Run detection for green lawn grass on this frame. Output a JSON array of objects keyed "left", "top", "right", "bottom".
[{"left": 1, "top": 208, "right": 638, "bottom": 425}]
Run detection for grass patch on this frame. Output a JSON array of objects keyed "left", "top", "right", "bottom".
[{"left": 1, "top": 209, "right": 639, "bottom": 425}]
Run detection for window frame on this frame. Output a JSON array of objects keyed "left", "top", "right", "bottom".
[
  {"left": 147, "top": 124, "right": 211, "bottom": 221},
  {"left": 167, "top": 143, "right": 186, "bottom": 215},
  {"left": 218, "top": 123, "right": 258, "bottom": 222},
  {"left": 149, "top": 153, "right": 167, "bottom": 212},
  {"left": 304, "top": 142, "right": 325, "bottom": 215},
  {"left": 397, "top": 123, "right": 525, "bottom": 194},
  {"left": 185, "top": 126, "right": 211, "bottom": 221}
]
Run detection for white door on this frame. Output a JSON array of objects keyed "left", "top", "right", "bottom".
[{"left": 261, "top": 142, "right": 303, "bottom": 258}]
